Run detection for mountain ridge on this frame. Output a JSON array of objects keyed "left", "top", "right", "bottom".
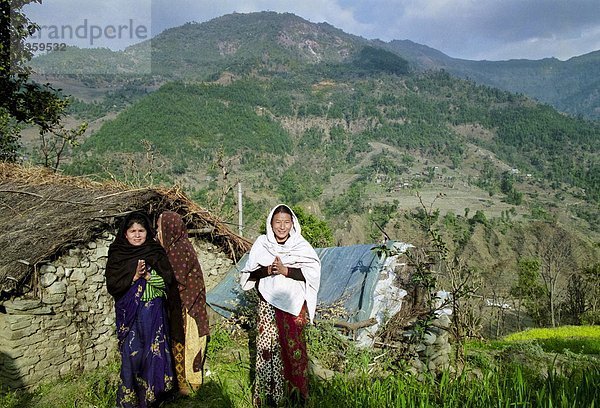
[
  {"left": 29, "top": 11, "right": 599, "bottom": 120},
  {"left": 384, "top": 40, "right": 600, "bottom": 120}
]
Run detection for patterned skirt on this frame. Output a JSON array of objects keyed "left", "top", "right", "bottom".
[
  {"left": 116, "top": 296, "right": 174, "bottom": 408},
  {"left": 173, "top": 309, "right": 207, "bottom": 393},
  {"left": 254, "top": 297, "right": 309, "bottom": 406}
]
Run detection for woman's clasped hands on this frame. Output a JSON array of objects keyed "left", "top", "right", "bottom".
[
  {"left": 268, "top": 256, "right": 288, "bottom": 277},
  {"left": 133, "top": 259, "right": 150, "bottom": 282}
]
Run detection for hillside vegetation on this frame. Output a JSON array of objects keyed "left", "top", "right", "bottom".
[
  {"left": 384, "top": 41, "right": 600, "bottom": 121},
  {"left": 66, "top": 70, "right": 599, "bottom": 221},
  {"left": 22, "top": 11, "right": 600, "bottom": 335},
  {"left": 30, "top": 12, "right": 600, "bottom": 120}
]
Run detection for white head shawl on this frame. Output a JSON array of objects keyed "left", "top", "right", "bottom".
[{"left": 240, "top": 204, "right": 321, "bottom": 323}]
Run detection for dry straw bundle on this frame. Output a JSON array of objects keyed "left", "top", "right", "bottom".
[{"left": 0, "top": 163, "right": 250, "bottom": 296}]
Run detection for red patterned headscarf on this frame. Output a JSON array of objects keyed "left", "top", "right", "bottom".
[{"left": 159, "top": 211, "right": 210, "bottom": 370}]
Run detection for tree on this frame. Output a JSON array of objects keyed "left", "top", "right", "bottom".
[
  {"left": 501, "top": 171, "right": 523, "bottom": 205},
  {"left": 563, "top": 273, "right": 586, "bottom": 324},
  {"left": 0, "top": 0, "right": 67, "bottom": 161},
  {"left": 581, "top": 263, "right": 600, "bottom": 315},
  {"left": 485, "top": 260, "right": 513, "bottom": 337},
  {"left": 565, "top": 263, "right": 600, "bottom": 325},
  {"left": 536, "top": 224, "right": 576, "bottom": 327},
  {"left": 510, "top": 257, "right": 546, "bottom": 328},
  {"left": 500, "top": 171, "right": 514, "bottom": 194},
  {"left": 192, "top": 147, "right": 239, "bottom": 220},
  {"left": 402, "top": 193, "right": 481, "bottom": 361},
  {"left": 469, "top": 210, "right": 488, "bottom": 226},
  {"left": 38, "top": 122, "right": 88, "bottom": 171},
  {"left": 292, "top": 206, "right": 333, "bottom": 248},
  {"left": 0, "top": 107, "right": 20, "bottom": 161}
]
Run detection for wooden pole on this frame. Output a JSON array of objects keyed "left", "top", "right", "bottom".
[{"left": 238, "top": 182, "right": 243, "bottom": 236}]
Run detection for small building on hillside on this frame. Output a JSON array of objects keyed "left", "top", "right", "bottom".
[{"left": 0, "top": 163, "right": 251, "bottom": 389}]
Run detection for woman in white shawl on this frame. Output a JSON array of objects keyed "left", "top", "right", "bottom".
[{"left": 240, "top": 204, "right": 321, "bottom": 406}]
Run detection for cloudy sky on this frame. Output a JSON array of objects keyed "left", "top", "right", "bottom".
[{"left": 24, "top": 0, "right": 600, "bottom": 61}]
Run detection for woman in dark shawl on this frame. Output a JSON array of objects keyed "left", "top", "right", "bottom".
[
  {"left": 105, "top": 211, "right": 182, "bottom": 407},
  {"left": 157, "top": 211, "right": 210, "bottom": 394}
]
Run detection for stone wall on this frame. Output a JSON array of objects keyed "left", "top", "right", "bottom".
[
  {"left": 0, "top": 233, "right": 116, "bottom": 389},
  {"left": 0, "top": 234, "right": 233, "bottom": 389},
  {"left": 191, "top": 239, "right": 235, "bottom": 291},
  {"left": 408, "top": 314, "right": 453, "bottom": 376}
]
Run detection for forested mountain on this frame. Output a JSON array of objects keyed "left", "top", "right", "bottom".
[
  {"left": 30, "top": 12, "right": 370, "bottom": 84},
  {"left": 30, "top": 11, "right": 600, "bottom": 120},
  {"left": 22, "top": 12, "right": 599, "bottom": 321},
  {"left": 385, "top": 41, "right": 600, "bottom": 121}
]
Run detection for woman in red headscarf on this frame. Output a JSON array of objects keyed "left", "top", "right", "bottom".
[{"left": 157, "top": 211, "right": 210, "bottom": 395}]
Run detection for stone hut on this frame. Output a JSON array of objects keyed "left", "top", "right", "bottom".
[{"left": 0, "top": 163, "right": 251, "bottom": 389}]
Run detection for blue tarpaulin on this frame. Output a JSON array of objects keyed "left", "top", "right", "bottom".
[{"left": 207, "top": 243, "right": 404, "bottom": 325}]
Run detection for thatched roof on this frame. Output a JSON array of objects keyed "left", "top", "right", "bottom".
[{"left": 0, "top": 163, "right": 252, "bottom": 297}]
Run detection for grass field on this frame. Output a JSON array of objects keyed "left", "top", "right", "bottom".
[
  {"left": 502, "top": 325, "right": 600, "bottom": 355},
  {"left": 2, "top": 325, "right": 599, "bottom": 408}
]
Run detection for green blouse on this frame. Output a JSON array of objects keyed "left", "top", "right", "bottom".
[{"left": 141, "top": 270, "right": 166, "bottom": 301}]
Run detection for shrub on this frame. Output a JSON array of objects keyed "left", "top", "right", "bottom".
[{"left": 581, "top": 310, "right": 600, "bottom": 325}]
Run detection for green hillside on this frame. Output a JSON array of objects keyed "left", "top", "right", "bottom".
[
  {"left": 386, "top": 41, "right": 600, "bottom": 120},
  {"left": 70, "top": 68, "right": 599, "bottom": 197},
  {"left": 17, "top": 11, "right": 600, "bottom": 333},
  {"left": 30, "top": 12, "right": 600, "bottom": 120},
  {"left": 77, "top": 81, "right": 290, "bottom": 156}
]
